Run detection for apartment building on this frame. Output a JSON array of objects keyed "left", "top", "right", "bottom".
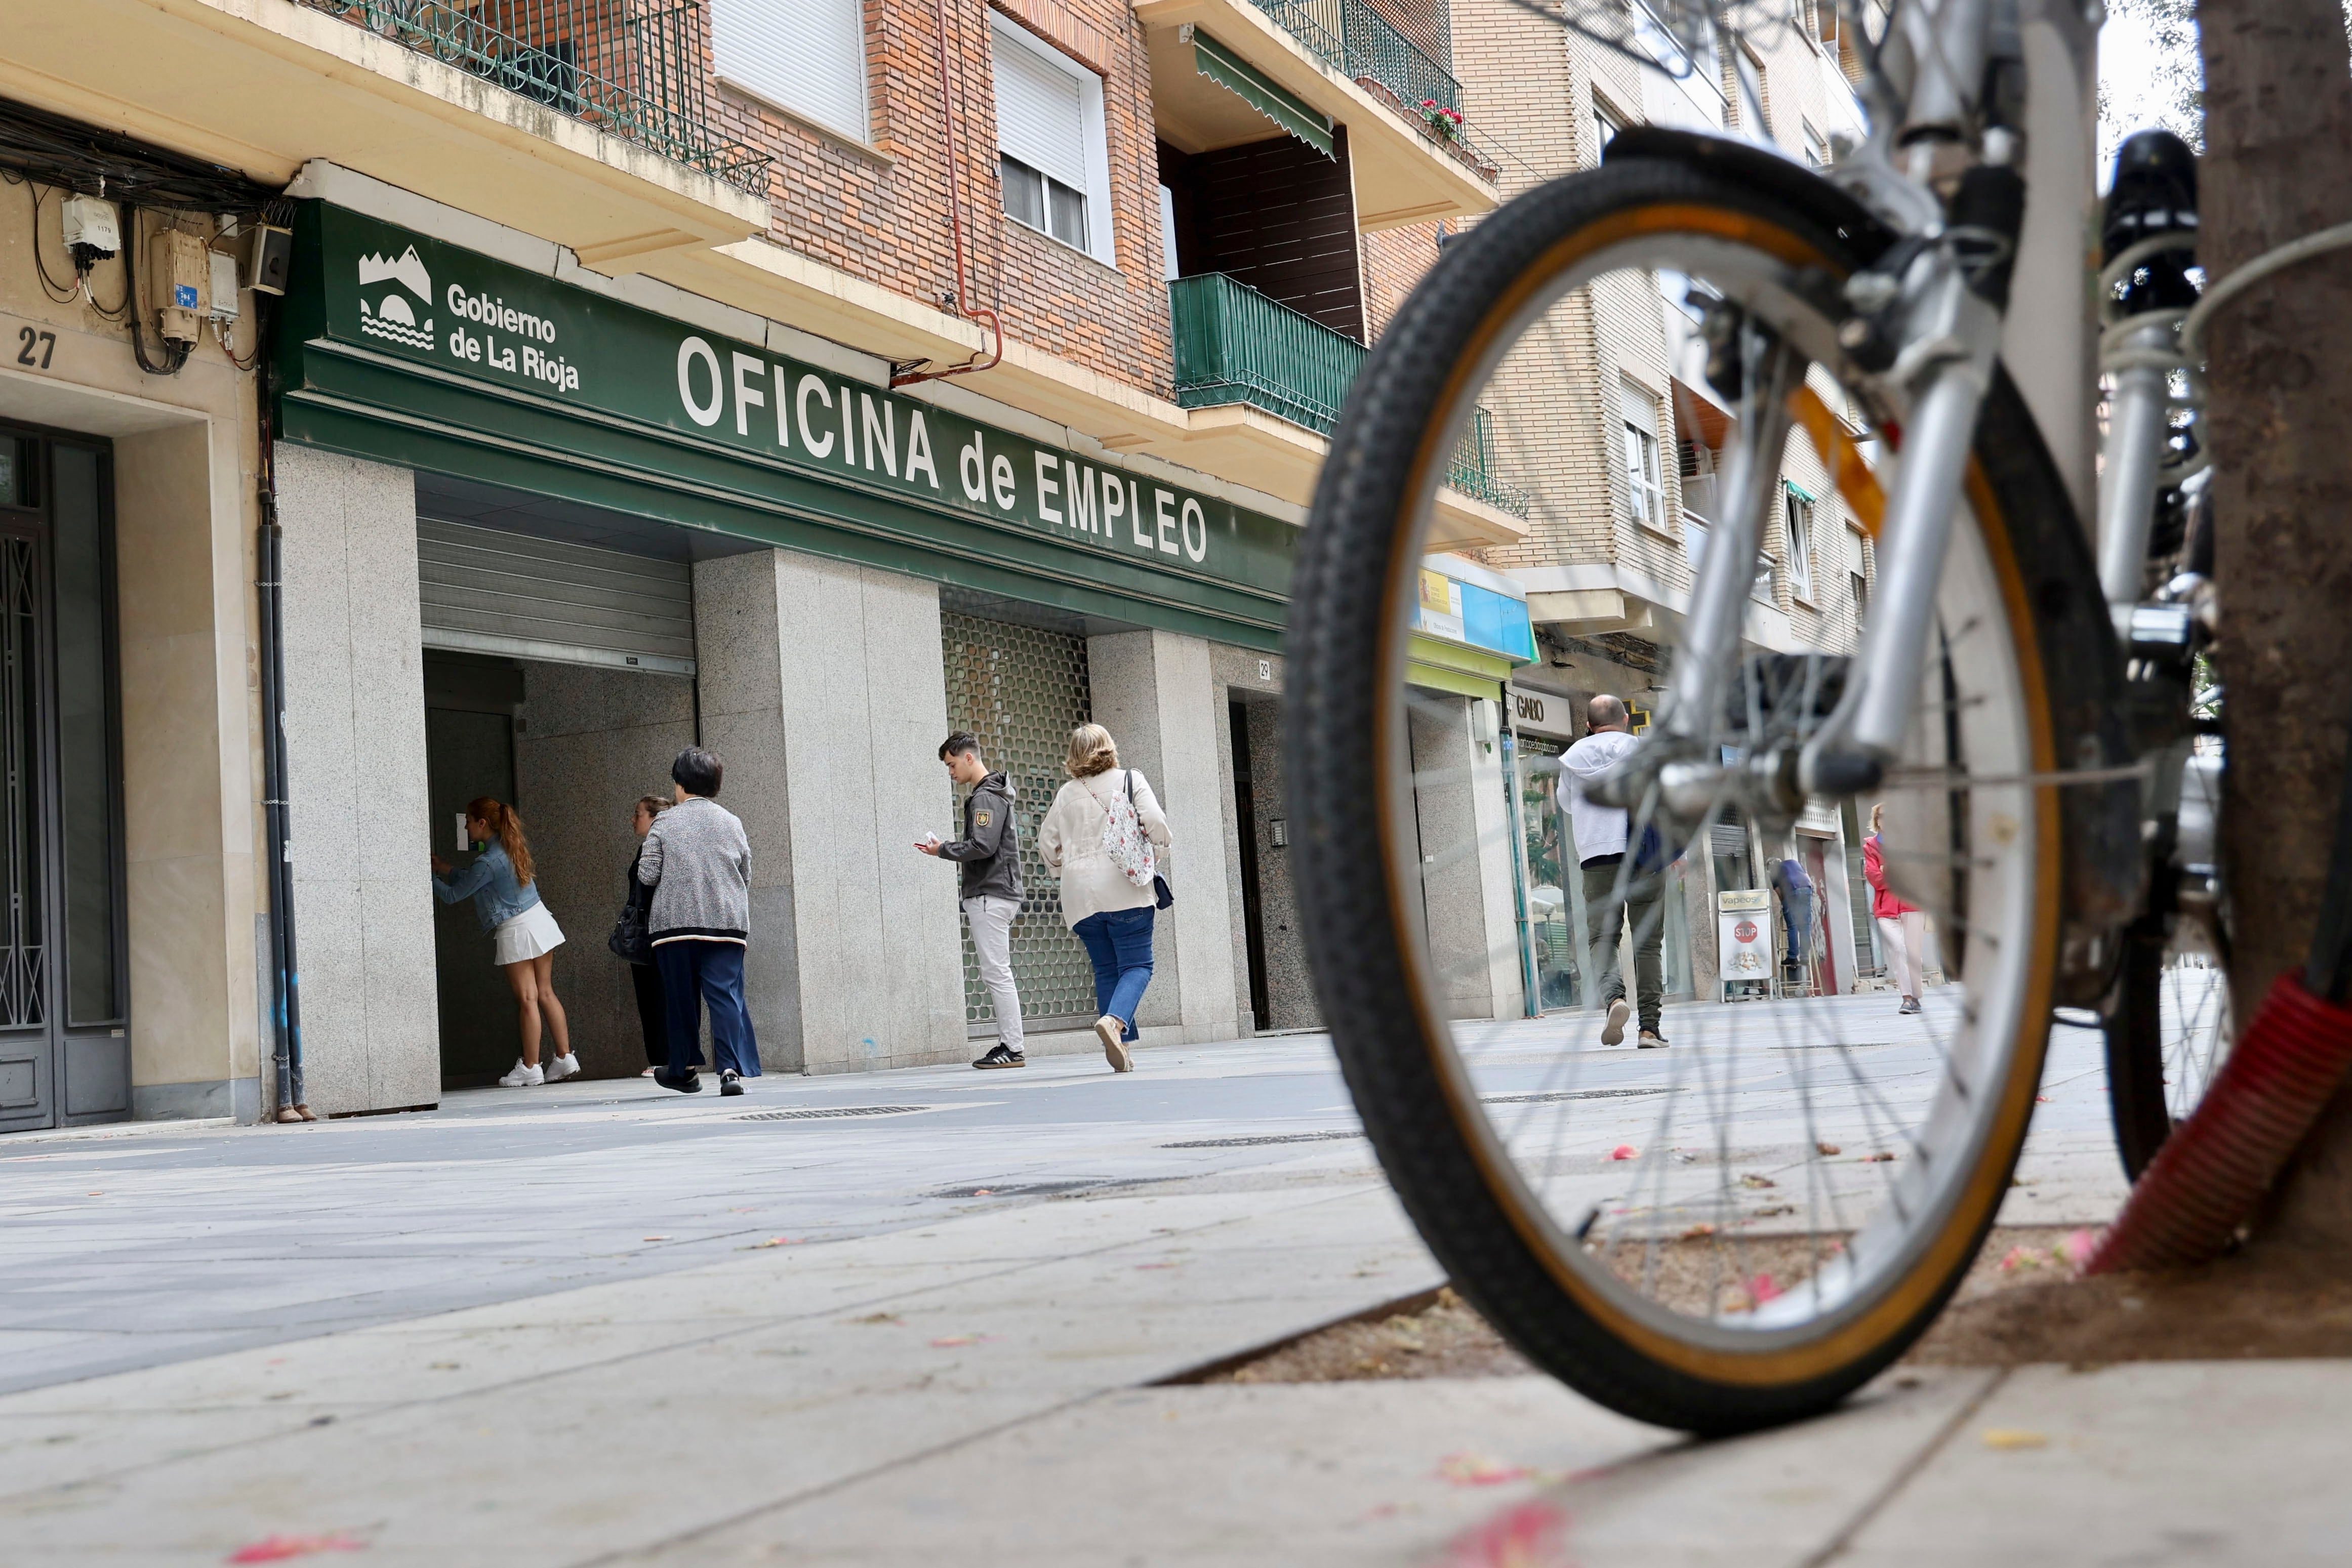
[
  {"left": 0, "top": 0, "right": 1536, "bottom": 1131},
  {"left": 1449, "top": 0, "right": 1885, "bottom": 1013}
]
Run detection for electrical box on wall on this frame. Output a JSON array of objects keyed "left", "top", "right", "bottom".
[
  {"left": 149, "top": 228, "right": 210, "bottom": 344},
  {"left": 59, "top": 195, "right": 119, "bottom": 260},
  {"left": 206, "top": 251, "right": 240, "bottom": 321},
  {"left": 242, "top": 224, "right": 292, "bottom": 296}
]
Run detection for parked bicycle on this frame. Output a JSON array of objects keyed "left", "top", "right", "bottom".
[{"left": 1288, "top": 0, "right": 2220, "bottom": 1432}]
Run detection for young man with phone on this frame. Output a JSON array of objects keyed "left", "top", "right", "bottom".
[{"left": 917, "top": 731, "right": 1026, "bottom": 1067}]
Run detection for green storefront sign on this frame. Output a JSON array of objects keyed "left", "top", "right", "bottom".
[{"left": 275, "top": 203, "right": 1295, "bottom": 646}]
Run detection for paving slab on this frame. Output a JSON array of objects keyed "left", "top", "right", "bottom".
[{"left": 1840, "top": 1360, "right": 2352, "bottom": 1566}]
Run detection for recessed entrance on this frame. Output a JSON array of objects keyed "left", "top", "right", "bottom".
[{"left": 0, "top": 427, "right": 129, "bottom": 1133}]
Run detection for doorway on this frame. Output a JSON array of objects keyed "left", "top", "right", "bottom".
[
  {"left": 0, "top": 429, "right": 130, "bottom": 1134},
  {"left": 424, "top": 654, "right": 523, "bottom": 1087}
]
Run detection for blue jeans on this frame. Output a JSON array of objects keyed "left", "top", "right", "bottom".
[
  {"left": 654, "top": 940, "right": 760, "bottom": 1077},
  {"left": 1074, "top": 906, "right": 1155, "bottom": 1043}
]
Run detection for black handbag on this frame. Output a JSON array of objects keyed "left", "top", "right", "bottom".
[
  {"left": 609, "top": 852, "right": 655, "bottom": 964},
  {"left": 1128, "top": 770, "right": 1174, "bottom": 910}
]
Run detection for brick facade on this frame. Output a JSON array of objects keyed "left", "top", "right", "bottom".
[{"left": 705, "top": 0, "right": 1177, "bottom": 393}]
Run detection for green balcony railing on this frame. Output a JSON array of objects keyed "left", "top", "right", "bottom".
[
  {"left": 1170, "top": 273, "right": 1366, "bottom": 435},
  {"left": 1447, "top": 407, "right": 1533, "bottom": 517},
  {"left": 297, "top": 1, "right": 771, "bottom": 195},
  {"left": 1245, "top": 0, "right": 1463, "bottom": 117},
  {"left": 1169, "top": 275, "right": 1530, "bottom": 517}
]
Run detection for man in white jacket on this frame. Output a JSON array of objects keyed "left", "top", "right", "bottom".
[{"left": 1562, "top": 695, "right": 1668, "bottom": 1048}]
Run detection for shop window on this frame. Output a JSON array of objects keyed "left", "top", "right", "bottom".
[
  {"left": 991, "top": 17, "right": 1115, "bottom": 266},
  {"left": 711, "top": 0, "right": 870, "bottom": 143}
]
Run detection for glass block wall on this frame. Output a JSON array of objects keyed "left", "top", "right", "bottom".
[{"left": 940, "top": 612, "right": 1098, "bottom": 1028}]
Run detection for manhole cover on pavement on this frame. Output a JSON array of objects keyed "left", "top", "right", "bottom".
[
  {"left": 735, "top": 1105, "right": 938, "bottom": 1122},
  {"left": 1160, "top": 1130, "right": 1365, "bottom": 1148}
]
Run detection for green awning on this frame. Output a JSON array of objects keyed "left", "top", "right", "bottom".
[{"left": 1191, "top": 30, "right": 1334, "bottom": 159}]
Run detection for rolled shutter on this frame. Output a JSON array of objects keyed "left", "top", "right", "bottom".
[
  {"left": 712, "top": 0, "right": 868, "bottom": 140},
  {"left": 417, "top": 520, "right": 696, "bottom": 676},
  {"left": 991, "top": 23, "right": 1089, "bottom": 192}
]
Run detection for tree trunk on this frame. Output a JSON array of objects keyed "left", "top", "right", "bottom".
[{"left": 2197, "top": 0, "right": 2352, "bottom": 1254}]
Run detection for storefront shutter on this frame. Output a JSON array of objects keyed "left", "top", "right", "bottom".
[
  {"left": 416, "top": 520, "right": 695, "bottom": 676},
  {"left": 991, "top": 23, "right": 1090, "bottom": 192},
  {"left": 711, "top": 0, "right": 868, "bottom": 140}
]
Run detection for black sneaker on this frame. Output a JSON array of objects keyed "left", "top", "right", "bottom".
[
  {"left": 653, "top": 1067, "right": 702, "bottom": 1094},
  {"left": 972, "top": 1044, "right": 1026, "bottom": 1069},
  {"left": 720, "top": 1069, "right": 745, "bottom": 1096}
]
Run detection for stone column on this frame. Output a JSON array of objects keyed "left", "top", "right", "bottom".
[
  {"left": 692, "top": 549, "right": 966, "bottom": 1074},
  {"left": 1405, "top": 690, "right": 1524, "bottom": 1022},
  {"left": 1086, "top": 629, "right": 1242, "bottom": 1043},
  {"left": 114, "top": 419, "right": 264, "bottom": 1122},
  {"left": 274, "top": 447, "right": 439, "bottom": 1114}
]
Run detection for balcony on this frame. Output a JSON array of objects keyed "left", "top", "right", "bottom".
[
  {"left": 1170, "top": 273, "right": 1530, "bottom": 524},
  {"left": 293, "top": 1, "right": 769, "bottom": 195},
  {"left": 1134, "top": 0, "right": 1498, "bottom": 228},
  {"left": 0, "top": 0, "right": 770, "bottom": 277},
  {"left": 1170, "top": 272, "right": 1364, "bottom": 434},
  {"left": 1447, "top": 408, "right": 1532, "bottom": 518}
]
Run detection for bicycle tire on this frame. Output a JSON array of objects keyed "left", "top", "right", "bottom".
[{"left": 1287, "top": 156, "right": 2116, "bottom": 1433}]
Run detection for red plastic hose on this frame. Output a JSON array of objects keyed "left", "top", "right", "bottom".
[{"left": 2089, "top": 971, "right": 2352, "bottom": 1273}]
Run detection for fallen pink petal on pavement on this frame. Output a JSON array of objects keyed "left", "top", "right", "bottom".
[
  {"left": 226, "top": 1535, "right": 366, "bottom": 1563},
  {"left": 1608, "top": 1144, "right": 1636, "bottom": 1161},
  {"left": 1439, "top": 1500, "right": 1571, "bottom": 1567}
]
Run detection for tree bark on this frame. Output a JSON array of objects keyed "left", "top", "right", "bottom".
[{"left": 2196, "top": 0, "right": 2352, "bottom": 1254}]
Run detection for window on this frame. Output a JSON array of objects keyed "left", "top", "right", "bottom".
[
  {"left": 1783, "top": 488, "right": 1815, "bottom": 600},
  {"left": 992, "top": 17, "right": 1115, "bottom": 265},
  {"left": 711, "top": 0, "right": 868, "bottom": 143},
  {"left": 1802, "top": 119, "right": 1831, "bottom": 168},
  {"left": 1592, "top": 98, "right": 1623, "bottom": 168},
  {"left": 1851, "top": 567, "right": 1870, "bottom": 629},
  {"left": 1619, "top": 382, "right": 1666, "bottom": 530}
]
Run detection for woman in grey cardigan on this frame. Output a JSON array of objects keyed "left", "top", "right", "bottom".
[{"left": 638, "top": 747, "right": 759, "bottom": 1096}]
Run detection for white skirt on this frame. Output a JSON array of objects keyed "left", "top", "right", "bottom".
[{"left": 492, "top": 900, "right": 565, "bottom": 966}]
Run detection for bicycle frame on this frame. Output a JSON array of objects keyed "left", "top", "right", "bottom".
[{"left": 1647, "top": 0, "right": 2102, "bottom": 788}]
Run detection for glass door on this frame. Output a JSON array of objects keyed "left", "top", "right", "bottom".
[{"left": 0, "top": 429, "right": 128, "bottom": 1134}]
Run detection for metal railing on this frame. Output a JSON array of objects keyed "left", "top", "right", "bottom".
[
  {"left": 1170, "top": 272, "right": 1367, "bottom": 435},
  {"left": 1244, "top": 0, "right": 1464, "bottom": 116},
  {"left": 1170, "top": 276, "right": 1531, "bottom": 517},
  {"left": 297, "top": 1, "right": 770, "bottom": 195},
  {"left": 1447, "top": 407, "right": 1532, "bottom": 517}
]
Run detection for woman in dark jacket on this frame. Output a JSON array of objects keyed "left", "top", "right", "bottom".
[{"left": 626, "top": 795, "right": 705, "bottom": 1076}]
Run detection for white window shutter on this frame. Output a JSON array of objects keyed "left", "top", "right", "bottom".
[
  {"left": 712, "top": 0, "right": 869, "bottom": 141},
  {"left": 991, "top": 25, "right": 1089, "bottom": 193}
]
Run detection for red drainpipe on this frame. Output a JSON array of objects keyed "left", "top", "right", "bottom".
[{"left": 894, "top": 0, "right": 1006, "bottom": 388}]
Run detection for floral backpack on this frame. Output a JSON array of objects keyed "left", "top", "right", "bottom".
[{"left": 1098, "top": 769, "right": 1158, "bottom": 888}]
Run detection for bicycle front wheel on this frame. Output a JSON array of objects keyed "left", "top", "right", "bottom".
[{"left": 1288, "top": 154, "right": 2117, "bottom": 1433}]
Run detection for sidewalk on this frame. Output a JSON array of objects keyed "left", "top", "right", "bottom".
[{"left": 0, "top": 1015, "right": 2308, "bottom": 1566}]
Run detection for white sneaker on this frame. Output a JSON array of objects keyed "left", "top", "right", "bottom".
[
  {"left": 497, "top": 1059, "right": 544, "bottom": 1088},
  {"left": 1600, "top": 999, "right": 1632, "bottom": 1047},
  {"left": 544, "top": 1053, "right": 582, "bottom": 1082}
]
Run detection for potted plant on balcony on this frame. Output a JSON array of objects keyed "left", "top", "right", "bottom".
[{"left": 1420, "top": 100, "right": 1464, "bottom": 142}]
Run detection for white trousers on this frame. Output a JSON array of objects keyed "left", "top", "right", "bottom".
[
  {"left": 962, "top": 895, "right": 1025, "bottom": 1052},
  {"left": 1877, "top": 911, "right": 1928, "bottom": 1000}
]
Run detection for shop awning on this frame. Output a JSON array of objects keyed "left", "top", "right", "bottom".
[{"left": 1191, "top": 28, "right": 1335, "bottom": 158}]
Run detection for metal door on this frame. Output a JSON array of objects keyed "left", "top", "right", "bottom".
[{"left": 0, "top": 431, "right": 129, "bottom": 1134}]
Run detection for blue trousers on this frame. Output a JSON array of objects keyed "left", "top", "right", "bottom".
[
  {"left": 654, "top": 940, "right": 760, "bottom": 1077},
  {"left": 1074, "top": 905, "right": 1155, "bottom": 1043}
]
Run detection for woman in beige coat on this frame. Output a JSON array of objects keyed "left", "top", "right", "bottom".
[{"left": 1037, "top": 723, "right": 1172, "bottom": 1072}]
